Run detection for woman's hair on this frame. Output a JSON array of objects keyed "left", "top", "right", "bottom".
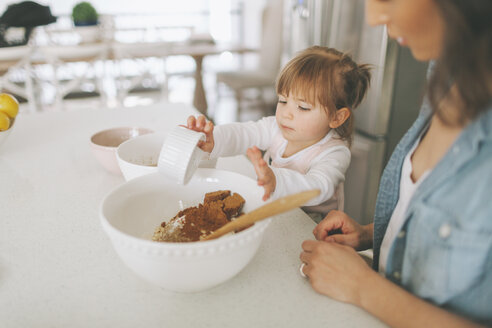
[
  {"left": 276, "top": 46, "right": 371, "bottom": 144},
  {"left": 430, "top": 0, "right": 492, "bottom": 124}
]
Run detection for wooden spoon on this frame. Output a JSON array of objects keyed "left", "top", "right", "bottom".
[{"left": 203, "top": 189, "right": 321, "bottom": 241}]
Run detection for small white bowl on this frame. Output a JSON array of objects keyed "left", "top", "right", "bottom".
[
  {"left": 90, "top": 127, "right": 153, "bottom": 175},
  {"left": 100, "top": 169, "right": 270, "bottom": 292},
  {"left": 117, "top": 131, "right": 216, "bottom": 181}
]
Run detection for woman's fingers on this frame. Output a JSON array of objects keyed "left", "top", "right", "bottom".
[
  {"left": 301, "top": 239, "right": 319, "bottom": 252},
  {"left": 299, "top": 239, "right": 372, "bottom": 303},
  {"left": 324, "top": 233, "right": 358, "bottom": 247},
  {"left": 299, "top": 251, "right": 313, "bottom": 278},
  {"left": 313, "top": 217, "right": 344, "bottom": 240}
]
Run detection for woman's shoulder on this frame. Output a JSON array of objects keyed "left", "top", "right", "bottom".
[{"left": 421, "top": 148, "right": 492, "bottom": 231}]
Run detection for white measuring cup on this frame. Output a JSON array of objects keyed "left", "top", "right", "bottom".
[{"left": 158, "top": 126, "right": 210, "bottom": 185}]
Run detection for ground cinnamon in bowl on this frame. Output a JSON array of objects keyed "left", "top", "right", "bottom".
[{"left": 152, "top": 190, "right": 245, "bottom": 242}]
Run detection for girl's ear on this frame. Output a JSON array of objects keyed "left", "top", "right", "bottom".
[{"left": 329, "top": 107, "right": 351, "bottom": 129}]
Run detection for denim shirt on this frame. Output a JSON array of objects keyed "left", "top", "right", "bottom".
[{"left": 372, "top": 95, "right": 492, "bottom": 324}]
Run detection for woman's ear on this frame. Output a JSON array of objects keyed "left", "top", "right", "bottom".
[{"left": 329, "top": 107, "right": 351, "bottom": 129}]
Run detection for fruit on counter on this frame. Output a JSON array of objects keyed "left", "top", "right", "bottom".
[
  {"left": 0, "top": 93, "right": 19, "bottom": 119},
  {"left": 0, "top": 111, "right": 10, "bottom": 131},
  {"left": 0, "top": 93, "right": 19, "bottom": 131}
]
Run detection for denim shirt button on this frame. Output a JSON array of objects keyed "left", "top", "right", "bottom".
[
  {"left": 397, "top": 230, "right": 406, "bottom": 239},
  {"left": 438, "top": 223, "right": 452, "bottom": 239},
  {"left": 393, "top": 271, "right": 401, "bottom": 280}
]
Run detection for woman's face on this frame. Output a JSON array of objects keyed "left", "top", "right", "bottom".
[{"left": 365, "top": 0, "right": 445, "bottom": 61}]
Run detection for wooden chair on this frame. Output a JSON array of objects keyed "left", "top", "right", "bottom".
[
  {"left": 215, "top": 0, "right": 283, "bottom": 118},
  {"left": 38, "top": 42, "right": 108, "bottom": 109},
  {"left": 111, "top": 41, "right": 171, "bottom": 104},
  {"left": 0, "top": 45, "right": 36, "bottom": 112}
]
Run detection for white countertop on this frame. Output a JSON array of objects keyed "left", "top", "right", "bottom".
[{"left": 0, "top": 103, "right": 386, "bottom": 328}]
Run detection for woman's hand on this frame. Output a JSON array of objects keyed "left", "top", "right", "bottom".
[
  {"left": 186, "top": 115, "right": 214, "bottom": 153},
  {"left": 300, "top": 240, "right": 374, "bottom": 305},
  {"left": 247, "top": 146, "right": 276, "bottom": 201},
  {"left": 313, "top": 210, "right": 373, "bottom": 251},
  {"left": 301, "top": 241, "right": 484, "bottom": 327}
]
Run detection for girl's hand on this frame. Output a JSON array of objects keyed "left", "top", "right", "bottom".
[
  {"left": 313, "top": 210, "right": 373, "bottom": 251},
  {"left": 300, "top": 240, "right": 374, "bottom": 305},
  {"left": 186, "top": 115, "right": 214, "bottom": 153},
  {"left": 247, "top": 146, "right": 276, "bottom": 201}
]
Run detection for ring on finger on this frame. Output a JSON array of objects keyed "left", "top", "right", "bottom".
[{"left": 299, "top": 262, "right": 308, "bottom": 278}]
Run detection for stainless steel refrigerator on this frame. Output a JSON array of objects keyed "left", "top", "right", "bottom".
[{"left": 283, "top": 0, "right": 429, "bottom": 224}]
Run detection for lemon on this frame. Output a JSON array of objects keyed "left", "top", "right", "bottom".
[
  {"left": 0, "top": 111, "right": 10, "bottom": 131},
  {"left": 0, "top": 93, "right": 19, "bottom": 119}
]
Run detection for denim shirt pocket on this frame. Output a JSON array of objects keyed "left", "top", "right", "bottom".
[{"left": 404, "top": 203, "right": 491, "bottom": 304}]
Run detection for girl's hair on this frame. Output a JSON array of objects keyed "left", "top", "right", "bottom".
[
  {"left": 276, "top": 46, "right": 371, "bottom": 144},
  {"left": 430, "top": 0, "right": 492, "bottom": 124}
]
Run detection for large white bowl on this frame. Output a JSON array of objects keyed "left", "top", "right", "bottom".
[
  {"left": 117, "top": 132, "right": 216, "bottom": 181},
  {"left": 100, "top": 169, "right": 270, "bottom": 292}
]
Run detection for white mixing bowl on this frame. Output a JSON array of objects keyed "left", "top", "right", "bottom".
[{"left": 100, "top": 169, "right": 271, "bottom": 292}]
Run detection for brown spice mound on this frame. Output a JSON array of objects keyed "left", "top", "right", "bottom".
[
  {"left": 152, "top": 190, "right": 245, "bottom": 242},
  {"left": 204, "top": 190, "right": 230, "bottom": 203}
]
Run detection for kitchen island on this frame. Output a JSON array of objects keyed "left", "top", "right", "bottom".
[{"left": 0, "top": 102, "right": 386, "bottom": 327}]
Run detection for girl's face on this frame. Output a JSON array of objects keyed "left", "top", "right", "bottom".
[
  {"left": 275, "top": 94, "right": 332, "bottom": 148},
  {"left": 365, "top": 0, "right": 445, "bottom": 61}
]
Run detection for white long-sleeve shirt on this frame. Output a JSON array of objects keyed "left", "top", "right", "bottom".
[{"left": 210, "top": 116, "right": 351, "bottom": 216}]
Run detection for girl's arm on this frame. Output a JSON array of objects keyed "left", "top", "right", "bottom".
[
  {"left": 186, "top": 115, "right": 215, "bottom": 152},
  {"left": 247, "top": 146, "right": 276, "bottom": 201},
  {"left": 300, "top": 241, "right": 486, "bottom": 328},
  {"left": 210, "top": 116, "right": 277, "bottom": 158},
  {"left": 270, "top": 146, "right": 350, "bottom": 206}
]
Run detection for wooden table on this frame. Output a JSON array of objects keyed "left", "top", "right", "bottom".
[
  {"left": 112, "top": 41, "right": 256, "bottom": 115},
  {"left": 3, "top": 41, "right": 254, "bottom": 114},
  {"left": 0, "top": 102, "right": 386, "bottom": 328}
]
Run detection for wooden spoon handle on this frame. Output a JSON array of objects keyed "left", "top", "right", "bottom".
[{"left": 203, "top": 189, "right": 320, "bottom": 241}]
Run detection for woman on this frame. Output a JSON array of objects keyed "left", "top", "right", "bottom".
[{"left": 300, "top": 0, "right": 492, "bottom": 327}]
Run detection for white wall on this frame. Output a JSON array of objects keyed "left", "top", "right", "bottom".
[
  {"left": 1, "top": 0, "right": 267, "bottom": 46},
  {"left": 2, "top": 0, "right": 210, "bottom": 16}
]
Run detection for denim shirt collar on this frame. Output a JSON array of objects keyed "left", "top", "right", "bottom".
[
  {"left": 408, "top": 103, "right": 492, "bottom": 212},
  {"left": 372, "top": 101, "right": 432, "bottom": 269}
]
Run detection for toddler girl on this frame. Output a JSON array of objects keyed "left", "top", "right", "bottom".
[{"left": 187, "top": 46, "right": 371, "bottom": 220}]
